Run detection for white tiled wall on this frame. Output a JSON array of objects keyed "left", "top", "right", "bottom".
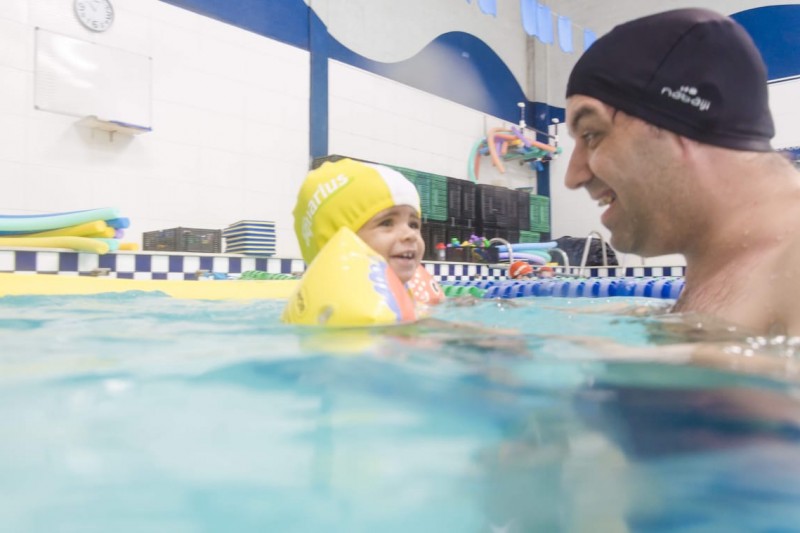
[
  {"left": 0, "top": 0, "right": 793, "bottom": 266},
  {"left": 0, "top": 0, "right": 310, "bottom": 259},
  {"left": 328, "top": 60, "right": 542, "bottom": 190},
  {"left": 771, "top": 78, "right": 800, "bottom": 150}
]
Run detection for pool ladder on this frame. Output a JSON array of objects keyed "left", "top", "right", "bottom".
[
  {"left": 488, "top": 237, "right": 570, "bottom": 275},
  {"left": 575, "top": 230, "right": 609, "bottom": 277},
  {"left": 491, "top": 230, "right": 612, "bottom": 278}
]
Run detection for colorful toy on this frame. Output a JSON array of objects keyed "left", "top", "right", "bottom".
[
  {"left": 468, "top": 126, "right": 562, "bottom": 182},
  {"left": 537, "top": 265, "right": 555, "bottom": 278},
  {"left": 407, "top": 265, "right": 446, "bottom": 305},
  {"left": 0, "top": 208, "right": 135, "bottom": 254},
  {"left": 509, "top": 260, "right": 534, "bottom": 279},
  {"left": 435, "top": 242, "right": 447, "bottom": 261}
]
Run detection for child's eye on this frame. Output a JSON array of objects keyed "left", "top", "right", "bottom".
[
  {"left": 378, "top": 218, "right": 394, "bottom": 227},
  {"left": 409, "top": 220, "right": 421, "bottom": 230}
]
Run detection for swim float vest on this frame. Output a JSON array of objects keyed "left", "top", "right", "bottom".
[{"left": 282, "top": 227, "right": 420, "bottom": 326}]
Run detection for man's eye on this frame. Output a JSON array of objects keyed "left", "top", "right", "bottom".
[{"left": 581, "top": 131, "right": 598, "bottom": 145}]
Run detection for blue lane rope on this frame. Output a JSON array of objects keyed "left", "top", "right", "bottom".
[{"left": 441, "top": 277, "right": 684, "bottom": 300}]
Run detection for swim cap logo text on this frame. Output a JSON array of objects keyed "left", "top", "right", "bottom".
[
  {"left": 660, "top": 85, "right": 711, "bottom": 112},
  {"left": 301, "top": 174, "right": 350, "bottom": 246}
]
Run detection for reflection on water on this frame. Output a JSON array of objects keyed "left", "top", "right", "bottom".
[{"left": 1, "top": 293, "right": 799, "bottom": 532}]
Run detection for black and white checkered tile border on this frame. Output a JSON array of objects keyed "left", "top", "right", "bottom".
[
  {"left": 0, "top": 250, "right": 686, "bottom": 281},
  {"left": 0, "top": 250, "right": 304, "bottom": 280}
]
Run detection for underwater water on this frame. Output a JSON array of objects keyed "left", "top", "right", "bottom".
[{"left": 1, "top": 293, "right": 799, "bottom": 532}]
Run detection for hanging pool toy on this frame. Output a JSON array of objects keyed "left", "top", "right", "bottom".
[{"left": 467, "top": 111, "right": 562, "bottom": 182}]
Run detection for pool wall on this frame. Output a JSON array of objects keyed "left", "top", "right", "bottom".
[{"left": 0, "top": 248, "right": 686, "bottom": 281}]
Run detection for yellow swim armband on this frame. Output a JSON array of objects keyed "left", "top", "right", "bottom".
[{"left": 281, "top": 227, "right": 417, "bottom": 326}]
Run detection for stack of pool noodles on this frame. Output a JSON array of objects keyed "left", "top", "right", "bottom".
[
  {"left": 223, "top": 220, "right": 276, "bottom": 256},
  {"left": 494, "top": 241, "right": 557, "bottom": 265},
  {"left": 0, "top": 208, "right": 136, "bottom": 254}
]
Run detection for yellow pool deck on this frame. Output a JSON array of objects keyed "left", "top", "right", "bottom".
[{"left": 0, "top": 273, "right": 298, "bottom": 300}]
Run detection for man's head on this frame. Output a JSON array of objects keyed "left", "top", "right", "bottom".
[
  {"left": 566, "top": 8, "right": 774, "bottom": 152},
  {"left": 293, "top": 158, "right": 422, "bottom": 272},
  {"left": 563, "top": 9, "right": 776, "bottom": 256}
]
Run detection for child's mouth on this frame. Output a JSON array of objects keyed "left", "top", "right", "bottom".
[{"left": 395, "top": 251, "right": 415, "bottom": 260}]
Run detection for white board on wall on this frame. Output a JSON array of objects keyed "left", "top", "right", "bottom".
[{"left": 34, "top": 28, "right": 152, "bottom": 129}]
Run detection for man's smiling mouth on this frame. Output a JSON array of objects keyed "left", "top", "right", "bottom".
[{"left": 597, "top": 192, "right": 616, "bottom": 207}]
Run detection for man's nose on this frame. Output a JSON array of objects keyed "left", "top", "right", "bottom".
[{"left": 564, "top": 144, "right": 592, "bottom": 190}]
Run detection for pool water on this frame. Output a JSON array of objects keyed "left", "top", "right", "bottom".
[{"left": 2, "top": 293, "right": 800, "bottom": 532}]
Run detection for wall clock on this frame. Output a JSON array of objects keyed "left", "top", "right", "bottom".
[{"left": 74, "top": 0, "right": 114, "bottom": 32}]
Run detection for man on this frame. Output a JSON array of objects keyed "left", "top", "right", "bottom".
[{"left": 564, "top": 8, "right": 800, "bottom": 336}]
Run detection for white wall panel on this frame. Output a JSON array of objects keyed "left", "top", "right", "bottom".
[
  {"left": 0, "top": 0, "right": 309, "bottom": 258},
  {"left": 0, "top": 0, "right": 792, "bottom": 262},
  {"left": 770, "top": 78, "right": 800, "bottom": 149},
  {"left": 329, "top": 60, "right": 540, "bottom": 192}
]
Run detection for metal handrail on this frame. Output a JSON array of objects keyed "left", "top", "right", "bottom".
[
  {"left": 547, "top": 247, "right": 570, "bottom": 275},
  {"left": 487, "top": 237, "right": 514, "bottom": 268},
  {"left": 579, "top": 231, "right": 608, "bottom": 277}
]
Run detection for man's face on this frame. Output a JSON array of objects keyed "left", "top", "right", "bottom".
[{"left": 564, "top": 95, "right": 683, "bottom": 256}]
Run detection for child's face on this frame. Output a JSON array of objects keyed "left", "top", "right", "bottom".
[{"left": 357, "top": 205, "right": 425, "bottom": 284}]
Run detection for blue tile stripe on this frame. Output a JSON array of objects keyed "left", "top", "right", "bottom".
[
  {"left": 169, "top": 255, "right": 184, "bottom": 272},
  {"left": 0, "top": 250, "right": 686, "bottom": 281},
  {"left": 98, "top": 254, "right": 116, "bottom": 270},
  {"left": 15, "top": 251, "right": 37, "bottom": 271},
  {"left": 59, "top": 252, "right": 79, "bottom": 272}
]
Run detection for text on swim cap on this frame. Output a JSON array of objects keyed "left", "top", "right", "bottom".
[
  {"left": 301, "top": 174, "right": 350, "bottom": 246},
  {"left": 660, "top": 85, "right": 711, "bottom": 112}
]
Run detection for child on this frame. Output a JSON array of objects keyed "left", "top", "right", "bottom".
[
  {"left": 284, "top": 158, "right": 444, "bottom": 326},
  {"left": 293, "top": 158, "right": 425, "bottom": 285}
]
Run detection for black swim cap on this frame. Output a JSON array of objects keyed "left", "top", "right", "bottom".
[{"left": 566, "top": 8, "right": 774, "bottom": 152}]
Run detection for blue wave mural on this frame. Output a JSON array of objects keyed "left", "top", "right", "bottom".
[
  {"left": 327, "top": 31, "right": 528, "bottom": 125},
  {"left": 732, "top": 5, "right": 800, "bottom": 81},
  {"left": 159, "top": 0, "right": 310, "bottom": 50},
  {"left": 159, "top": 0, "right": 534, "bottom": 125},
  {"left": 158, "top": 0, "right": 794, "bottom": 167}
]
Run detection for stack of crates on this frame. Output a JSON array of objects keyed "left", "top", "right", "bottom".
[
  {"left": 529, "top": 194, "right": 551, "bottom": 235},
  {"left": 306, "top": 156, "right": 554, "bottom": 261},
  {"left": 445, "top": 177, "right": 477, "bottom": 256},
  {"left": 393, "top": 167, "right": 448, "bottom": 223},
  {"left": 476, "top": 184, "right": 520, "bottom": 246},
  {"left": 478, "top": 226, "right": 520, "bottom": 246},
  {"left": 223, "top": 220, "right": 276, "bottom": 256},
  {"left": 422, "top": 221, "right": 448, "bottom": 261},
  {"left": 515, "top": 190, "right": 531, "bottom": 231},
  {"left": 420, "top": 171, "right": 449, "bottom": 222},
  {"left": 143, "top": 227, "right": 222, "bottom": 253},
  {"left": 518, "top": 230, "right": 541, "bottom": 243},
  {"left": 447, "top": 177, "right": 477, "bottom": 226},
  {"left": 476, "top": 184, "right": 511, "bottom": 229}
]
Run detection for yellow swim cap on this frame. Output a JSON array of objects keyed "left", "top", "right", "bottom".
[{"left": 293, "top": 158, "right": 421, "bottom": 265}]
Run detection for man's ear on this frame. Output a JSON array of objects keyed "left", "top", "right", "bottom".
[
  {"left": 652, "top": 126, "right": 697, "bottom": 159},
  {"left": 674, "top": 134, "right": 703, "bottom": 159}
]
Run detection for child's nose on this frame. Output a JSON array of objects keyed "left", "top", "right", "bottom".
[{"left": 400, "top": 223, "right": 418, "bottom": 239}]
